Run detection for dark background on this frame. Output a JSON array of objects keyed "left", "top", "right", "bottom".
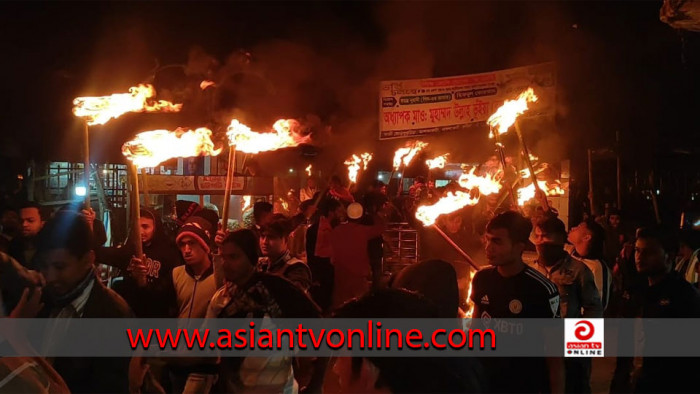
[{"left": 1, "top": 1, "right": 698, "bottom": 224}]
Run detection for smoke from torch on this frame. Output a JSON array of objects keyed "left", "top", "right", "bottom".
[
  {"left": 73, "top": 84, "right": 182, "bottom": 126},
  {"left": 121, "top": 127, "right": 221, "bottom": 168},
  {"left": 227, "top": 119, "right": 311, "bottom": 153}
]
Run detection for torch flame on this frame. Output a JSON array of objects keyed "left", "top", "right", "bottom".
[
  {"left": 465, "top": 270, "right": 477, "bottom": 318},
  {"left": 392, "top": 141, "right": 428, "bottom": 170},
  {"left": 344, "top": 152, "right": 373, "bottom": 184},
  {"left": 487, "top": 88, "right": 538, "bottom": 138},
  {"left": 305, "top": 164, "right": 312, "bottom": 177},
  {"left": 458, "top": 168, "right": 502, "bottom": 196},
  {"left": 200, "top": 80, "right": 216, "bottom": 90},
  {"left": 121, "top": 127, "right": 221, "bottom": 168},
  {"left": 227, "top": 119, "right": 310, "bottom": 153},
  {"left": 517, "top": 180, "right": 565, "bottom": 206},
  {"left": 361, "top": 153, "right": 373, "bottom": 170},
  {"left": 73, "top": 84, "right": 182, "bottom": 126},
  {"left": 415, "top": 191, "right": 480, "bottom": 226},
  {"left": 242, "top": 195, "right": 252, "bottom": 211},
  {"left": 426, "top": 154, "right": 449, "bottom": 169},
  {"left": 416, "top": 168, "right": 503, "bottom": 226}
]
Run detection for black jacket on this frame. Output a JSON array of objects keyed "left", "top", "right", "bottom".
[
  {"left": 95, "top": 207, "right": 181, "bottom": 317},
  {"left": 39, "top": 279, "right": 133, "bottom": 394}
]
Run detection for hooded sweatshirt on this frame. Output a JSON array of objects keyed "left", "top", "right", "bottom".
[{"left": 95, "top": 207, "right": 182, "bottom": 317}]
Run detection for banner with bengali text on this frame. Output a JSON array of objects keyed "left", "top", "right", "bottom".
[{"left": 379, "top": 62, "right": 556, "bottom": 140}]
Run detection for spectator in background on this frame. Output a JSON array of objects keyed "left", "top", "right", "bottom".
[
  {"left": 251, "top": 201, "right": 274, "bottom": 240},
  {"left": 306, "top": 198, "right": 345, "bottom": 313},
  {"left": 289, "top": 199, "right": 316, "bottom": 260},
  {"left": 300, "top": 176, "right": 319, "bottom": 202},
  {"left": 633, "top": 227, "right": 700, "bottom": 393},
  {"left": 328, "top": 175, "right": 354, "bottom": 204},
  {"left": 330, "top": 202, "right": 384, "bottom": 309},
  {"left": 674, "top": 230, "right": 699, "bottom": 284},
  {"left": 604, "top": 208, "right": 630, "bottom": 266},
  {"left": 259, "top": 216, "right": 312, "bottom": 292},
  {"left": 568, "top": 218, "right": 613, "bottom": 310},
  {"left": 9, "top": 201, "right": 46, "bottom": 269},
  {"left": 0, "top": 208, "right": 20, "bottom": 254}
]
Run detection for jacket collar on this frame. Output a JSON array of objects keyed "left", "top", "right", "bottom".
[{"left": 184, "top": 261, "right": 214, "bottom": 280}]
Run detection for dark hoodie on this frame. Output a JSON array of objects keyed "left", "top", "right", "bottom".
[{"left": 95, "top": 207, "right": 182, "bottom": 317}]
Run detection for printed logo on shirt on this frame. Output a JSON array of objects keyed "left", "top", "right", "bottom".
[
  {"left": 508, "top": 299, "right": 522, "bottom": 314},
  {"left": 565, "top": 319, "right": 604, "bottom": 357},
  {"left": 480, "top": 311, "right": 491, "bottom": 327},
  {"left": 481, "top": 295, "right": 489, "bottom": 305},
  {"left": 146, "top": 258, "right": 161, "bottom": 279},
  {"left": 549, "top": 295, "right": 560, "bottom": 317}
]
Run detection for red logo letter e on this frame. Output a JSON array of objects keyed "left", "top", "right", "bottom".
[{"left": 574, "top": 320, "right": 594, "bottom": 341}]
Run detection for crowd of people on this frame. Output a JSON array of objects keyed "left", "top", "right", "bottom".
[{"left": 0, "top": 170, "right": 699, "bottom": 393}]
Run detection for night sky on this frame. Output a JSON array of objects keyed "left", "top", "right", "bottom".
[{"left": 1, "top": 1, "right": 698, "bottom": 204}]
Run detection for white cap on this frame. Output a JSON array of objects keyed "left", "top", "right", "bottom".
[{"left": 347, "top": 202, "right": 364, "bottom": 220}]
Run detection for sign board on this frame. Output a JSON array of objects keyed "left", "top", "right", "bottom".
[
  {"left": 379, "top": 62, "right": 556, "bottom": 139},
  {"left": 137, "top": 175, "right": 273, "bottom": 195}
]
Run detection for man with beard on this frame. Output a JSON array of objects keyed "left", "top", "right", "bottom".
[
  {"left": 9, "top": 202, "right": 46, "bottom": 269},
  {"left": 96, "top": 206, "right": 182, "bottom": 317},
  {"left": 633, "top": 227, "right": 700, "bottom": 393}
]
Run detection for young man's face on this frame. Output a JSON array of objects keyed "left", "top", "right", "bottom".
[
  {"left": 20, "top": 207, "right": 44, "bottom": 237},
  {"left": 635, "top": 238, "right": 668, "bottom": 276},
  {"left": 485, "top": 228, "right": 521, "bottom": 267},
  {"left": 609, "top": 214, "right": 621, "bottom": 229},
  {"left": 260, "top": 233, "right": 287, "bottom": 257},
  {"left": 221, "top": 242, "right": 255, "bottom": 283},
  {"left": 40, "top": 248, "right": 94, "bottom": 297},
  {"left": 177, "top": 236, "right": 208, "bottom": 265},
  {"left": 139, "top": 217, "right": 155, "bottom": 244},
  {"left": 568, "top": 222, "right": 593, "bottom": 253}
]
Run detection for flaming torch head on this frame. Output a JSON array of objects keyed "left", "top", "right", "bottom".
[
  {"left": 360, "top": 153, "right": 373, "bottom": 170},
  {"left": 415, "top": 191, "right": 480, "bottom": 226},
  {"left": 242, "top": 195, "right": 252, "bottom": 211},
  {"left": 73, "top": 84, "right": 182, "bottom": 126},
  {"left": 226, "top": 119, "right": 311, "bottom": 153},
  {"left": 426, "top": 154, "right": 449, "bottom": 169},
  {"left": 305, "top": 164, "right": 312, "bottom": 177},
  {"left": 415, "top": 168, "right": 503, "bottom": 226},
  {"left": 458, "top": 168, "right": 502, "bottom": 196},
  {"left": 344, "top": 154, "right": 361, "bottom": 184},
  {"left": 122, "top": 127, "right": 221, "bottom": 168},
  {"left": 517, "top": 180, "right": 565, "bottom": 206},
  {"left": 392, "top": 141, "right": 428, "bottom": 170},
  {"left": 487, "top": 88, "right": 538, "bottom": 138}
]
